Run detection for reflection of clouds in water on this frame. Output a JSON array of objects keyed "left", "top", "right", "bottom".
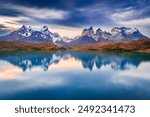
[
  {"left": 49, "top": 58, "right": 82, "bottom": 71},
  {"left": 0, "top": 74, "right": 65, "bottom": 95},
  {"left": 0, "top": 58, "right": 83, "bottom": 81},
  {"left": 117, "top": 62, "right": 150, "bottom": 80},
  {"left": 0, "top": 61, "right": 11, "bottom": 66},
  {"left": 0, "top": 51, "right": 150, "bottom": 98},
  {"left": 0, "top": 61, "right": 22, "bottom": 80},
  {"left": 0, "top": 62, "right": 68, "bottom": 94},
  {"left": 111, "top": 62, "right": 150, "bottom": 87}
]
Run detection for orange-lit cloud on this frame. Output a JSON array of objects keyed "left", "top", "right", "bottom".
[
  {"left": 49, "top": 58, "right": 82, "bottom": 70},
  {"left": 0, "top": 66, "right": 22, "bottom": 80},
  {"left": 0, "top": 16, "right": 28, "bottom": 30}
]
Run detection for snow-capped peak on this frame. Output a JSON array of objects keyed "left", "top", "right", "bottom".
[
  {"left": 82, "top": 26, "right": 95, "bottom": 37},
  {"left": 62, "top": 36, "right": 73, "bottom": 43},
  {"left": 111, "top": 27, "right": 139, "bottom": 34},
  {"left": 89, "top": 26, "right": 93, "bottom": 30},
  {"left": 51, "top": 33, "right": 61, "bottom": 43},
  {"left": 111, "top": 27, "right": 123, "bottom": 34},
  {"left": 110, "top": 27, "right": 146, "bottom": 40},
  {"left": 19, "top": 25, "right": 32, "bottom": 31},
  {"left": 18, "top": 25, "right": 33, "bottom": 37},
  {"left": 41, "top": 26, "right": 49, "bottom": 32},
  {"left": 96, "top": 28, "right": 103, "bottom": 35},
  {"left": 124, "top": 27, "right": 139, "bottom": 34}
]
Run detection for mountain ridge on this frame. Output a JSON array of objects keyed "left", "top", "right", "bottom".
[{"left": 0, "top": 25, "right": 149, "bottom": 46}]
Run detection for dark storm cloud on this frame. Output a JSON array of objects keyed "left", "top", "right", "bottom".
[
  {"left": 0, "top": 0, "right": 101, "bottom": 10},
  {"left": 0, "top": 7, "right": 21, "bottom": 17},
  {"left": 0, "top": 0, "right": 149, "bottom": 24},
  {"left": 0, "top": 24, "right": 8, "bottom": 30},
  {"left": 0, "top": 0, "right": 149, "bottom": 36},
  {"left": 1, "top": 0, "right": 149, "bottom": 9},
  {"left": 40, "top": 10, "right": 91, "bottom": 27},
  {"left": 0, "top": 24, "right": 10, "bottom": 35}
]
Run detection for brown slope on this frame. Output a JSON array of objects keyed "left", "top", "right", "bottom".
[
  {"left": 0, "top": 42, "right": 65, "bottom": 51},
  {"left": 70, "top": 39, "right": 150, "bottom": 53}
]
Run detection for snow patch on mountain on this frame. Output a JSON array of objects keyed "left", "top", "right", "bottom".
[
  {"left": 110, "top": 27, "right": 146, "bottom": 40},
  {"left": 18, "top": 25, "right": 33, "bottom": 37},
  {"left": 62, "top": 36, "right": 73, "bottom": 43}
]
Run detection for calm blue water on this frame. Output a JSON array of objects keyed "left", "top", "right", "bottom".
[{"left": 0, "top": 50, "right": 150, "bottom": 100}]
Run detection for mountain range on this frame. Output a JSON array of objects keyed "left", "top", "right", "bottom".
[{"left": 0, "top": 25, "right": 148, "bottom": 46}]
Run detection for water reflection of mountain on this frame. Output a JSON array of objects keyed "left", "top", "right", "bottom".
[
  {"left": 56, "top": 51, "right": 150, "bottom": 71},
  {"left": 0, "top": 51, "right": 150, "bottom": 71},
  {"left": 0, "top": 52, "right": 59, "bottom": 71}
]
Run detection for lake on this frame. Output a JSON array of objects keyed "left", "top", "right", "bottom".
[{"left": 0, "top": 50, "right": 150, "bottom": 100}]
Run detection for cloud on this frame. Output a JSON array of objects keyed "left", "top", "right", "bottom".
[
  {"left": 111, "top": 62, "right": 150, "bottom": 86},
  {"left": 0, "top": 61, "right": 22, "bottom": 80},
  {"left": 112, "top": 5, "right": 150, "bottom": 21},
  {"left": 118, "top": 18, "right": 150, "bottom": 26},
  {"left": 120, "top": 62, "right": 150, "bottom": 80},
  {"left": 0, "top": 0, "right": 149, "bottom": 37},
  {"left": 0, "top": 16, "right": 30, "bottom": 30},
  {"left": 49, "top": 25, "right": 83, "bottom": 38},
  {"left": 4, "top": 4, "right": 68, "bottom": 20},
  {"left": 118, "top": 18, "right": 150, "bottom": 36},
  {"left": 112, "top": 9, "right": 136, "bottom": 21},
  {"left": 110, "top": 6, "right": 150, "bottom": 36},
  {"left": 0, "top": 24, "right": 9, "bottom": 30}
]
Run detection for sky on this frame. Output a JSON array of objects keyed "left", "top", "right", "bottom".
[{"left": 0, "top": 0, "right": 150, "bottom": 38}]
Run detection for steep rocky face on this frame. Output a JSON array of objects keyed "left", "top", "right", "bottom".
[
  {"left": 82, "top": 27, "right": 95, "bottom": 39},
  {"left": 81, "top": 27, "right": 113, "bottom": 42},
  {"left": 111, "top": 27, "right": 147, "bottom": 40},
  {"left": 41, "top": 26, "right": 49, "bottom": 32},
  {"left": 76, "top": 27, "right": 111, "bottom": 43},
  {"left": 96, "top": 28, "right": 103, "bottom": 36},
  {"left": 95, "top": 28, "right": 111, "bottom": 41}
]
